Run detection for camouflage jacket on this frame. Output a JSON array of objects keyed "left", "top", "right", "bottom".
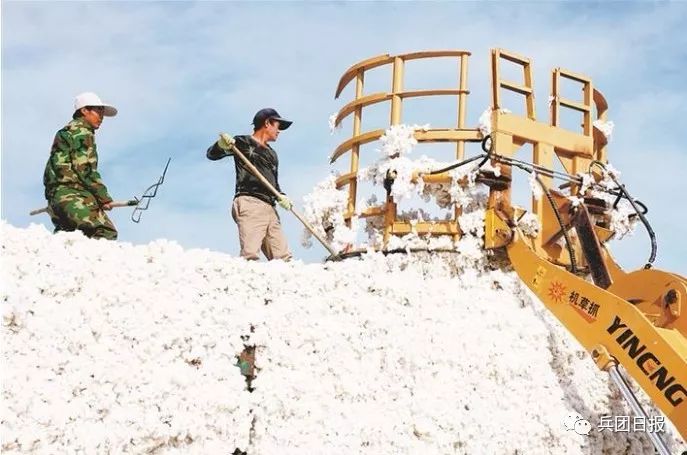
[{"left": 43, "top": 118, "right": 113, "bottom": 205}]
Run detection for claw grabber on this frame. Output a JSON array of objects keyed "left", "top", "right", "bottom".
[{"left": 29, "top": 158, "right": 171, "bottom": 224}]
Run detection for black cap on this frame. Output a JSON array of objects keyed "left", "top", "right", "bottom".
[{"left": 252, "top": 108, "right": 292, "bottom": 130}]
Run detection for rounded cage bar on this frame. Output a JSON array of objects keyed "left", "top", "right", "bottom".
[
  {"left": 330, "top": 48, "right": 613, "bottom": 260},
  {"left": 331, "top": 50, "right": 481, "bottom": 247}
]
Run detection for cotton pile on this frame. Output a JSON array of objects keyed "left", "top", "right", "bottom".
[{"left": 2, "top": 222, "right": 685, "bottom": 454}]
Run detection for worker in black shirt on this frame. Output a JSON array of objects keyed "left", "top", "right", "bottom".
[{"left": 207, "top": 108, "right": 293, "bottom": 261}]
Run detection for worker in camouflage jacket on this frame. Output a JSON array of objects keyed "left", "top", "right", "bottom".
[{"left": 43, "top": 92, "right": 119, "bottom": 240}]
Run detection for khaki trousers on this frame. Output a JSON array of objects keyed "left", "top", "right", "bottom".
[{"left": 231, "top": 195, "right": 292, "bottom": 261}]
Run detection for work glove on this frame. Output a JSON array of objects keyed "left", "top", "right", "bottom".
[
  {"left": 277, "top": 195, "right": 292, "bottom": 210},
  {"left": 217, "top": 132, "right": 236, "bottom": 151}
]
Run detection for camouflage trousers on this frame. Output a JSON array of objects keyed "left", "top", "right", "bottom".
[{"left": 47, "top": 188, "right": 118, "bottom": 240}]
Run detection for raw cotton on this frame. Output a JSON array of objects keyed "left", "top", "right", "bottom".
[
  {"left": 593, "top": 119, "right": 615, "bottom": 141},
  {"left": 517, "top": 212, "right": 541, "bottom": 238},
  {"left": 2, "top": 222, "right": 685, "bottom": 454},
  {"left": 477, "top": 107, "right": 512, "bottom": 136},
  {"left": 303, "top": 124, "right": 486, "bottom": 252},
  {"left": 587, "top": 163, "right": 639, "bottom": 239},
  {"left": 305, "top": 122, "right": 640, "bottom": 255},
  {"left": 300, "top": 174, "right": 357, "bottom": 252},
  {"left": 328, "top": 112, "right": 341, "bottom": 135}
]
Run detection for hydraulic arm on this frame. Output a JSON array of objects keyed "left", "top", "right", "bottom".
[{"left": 486, "top": 207, "right": 687, "bottom": 443}]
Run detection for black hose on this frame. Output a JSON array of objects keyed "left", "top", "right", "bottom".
[
  {"left": 427, "top": 134, "right": 494, "bottom": 176},
  {"left": 491, "top": 155, "right": 582, "bottom": 185},
  {"left": 428, "top": 154, "right": 488, "bottom": 175},
  {"left": 481, "top": 134, "right": 493, "bottom": 153},
  {"left": 607, "top": 187, "right": 648, "bottom": 215},
  {"left": 590, "top": 161, "right": 656, "bottom": 268},
  {"left": 328, "top": 141, "right": 650, "bottom": 271},
  {"left": 483, "top": 150, "right": 579, "bottom": 272},
  {"left": 427, "top": 135, "right": 579, "bottom": 272}
]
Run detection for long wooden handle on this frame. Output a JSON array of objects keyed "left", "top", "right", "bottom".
[
  {"left": 29, "top": 199, "right": 138, "bottom": 216},
  {"left": 228, "top": 143, "right": 340, "bottom": 258},
  {"left": 29, "top": 207, "right": 49, "bottom": 216}
]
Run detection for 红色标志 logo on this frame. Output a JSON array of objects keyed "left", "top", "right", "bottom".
[{"left": 547, "top": 280, "right": 566, "bottom": 303}]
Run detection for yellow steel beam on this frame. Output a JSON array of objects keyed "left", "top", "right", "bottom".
[
  {"left": 493, "top": 112, "right": 594, "bottom": 156},
  {"left": 330, "top": 129, "right": 385, "bottom": 164},
  {"left": 391, "top": 221, "right": 460, "bottom": 235},
  {"left": 335, "top": 171, "right": 357, "bottom": 189},
  {"left": 335, "top": 54, "right": 394, "bottom": 98},
  {"left": 334, "top": 92, "right": 392, "bottom": 127}
]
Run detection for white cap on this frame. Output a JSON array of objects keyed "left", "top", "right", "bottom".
[{"left": 74, "top": 92, "right": 117, "bottom": 117}]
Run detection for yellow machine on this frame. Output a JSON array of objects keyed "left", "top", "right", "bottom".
[
  {"left": 482, "top": 51, "right": 687, "bottom": 451},
  {"left": 330, "top": 48, "right": 686, "bottom": 450}
]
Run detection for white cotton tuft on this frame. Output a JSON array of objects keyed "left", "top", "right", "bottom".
[
  {"left": 300, "top": 173, "right": 357, "bottom": 252},
  {"left": 569, "top": 195, "right": 584, "bottom": 208},
  {"left": 480, "top": 159, "right": 502, "bottom": 177},
  {"left": 577, "top": 172, "right": 594, "bottom": 195},
  {"left": 517, "top": 212, "right": 541, "bottom": 238},
  {"left": 587, "top": 162, "right": 638, "bottom": 240},
  {"left": 529, "top": 172, "right": 543, "bottom": 201},
  {"left": 478, "top": 107, "right": 511, "bottom": 136},
  {"left": 478, "top": 108, "right": 493, "bottom": 136},
  {"left": 328, "top": 112, "right": 341, "bottom": 135},
  {"left": 377, "top": 124, "right": 428, "bottom": 158},
  {"left": 593, "top": 119, "right": 615, "bottom": 141}
]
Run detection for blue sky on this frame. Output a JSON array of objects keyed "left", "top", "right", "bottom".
[{"left": 2, "top": 1, "right": 686, "bottom": 273}]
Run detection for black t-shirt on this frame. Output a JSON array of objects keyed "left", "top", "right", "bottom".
[{"left": 207, "top": 135, "right": 282, "bottom": 205}]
